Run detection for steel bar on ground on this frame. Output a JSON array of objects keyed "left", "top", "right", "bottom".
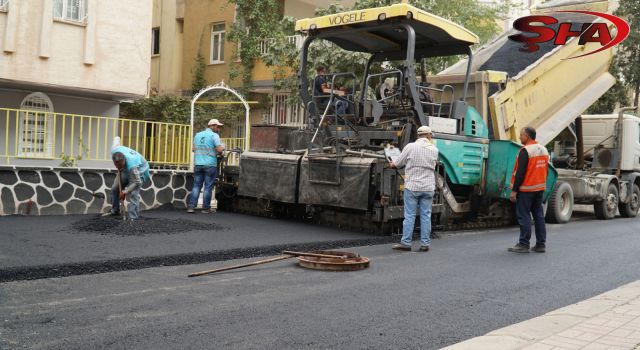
[
  {"left": 282, "top": 251, "right": 350, "bottom": 259},
  {"left": 188, "top": 255, "right": 294, "bottom": 277}
]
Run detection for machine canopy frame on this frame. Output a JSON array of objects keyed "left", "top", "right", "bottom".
[{"left": 295, "top": 3, "right": 479, "bottom": 57}]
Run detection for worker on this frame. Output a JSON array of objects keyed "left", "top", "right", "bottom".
[
  {"left": 390, "top": 125, "right": 439, "bottom": 252},
  {"left": 508, "top": 126, "right": 549, "bottom": 253},
  {"left": 188, "top": 118, "right": 225, "bottom": 213},
  {"left": 314, "top": 65, "right": 348, "bottom": 117},
  {"left": 109, "top": 145, "right": 151, "bottom": 220}
]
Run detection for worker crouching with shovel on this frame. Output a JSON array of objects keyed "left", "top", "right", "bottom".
[{"left": 108, "top": 145, "right": 151, "bottom": 221}]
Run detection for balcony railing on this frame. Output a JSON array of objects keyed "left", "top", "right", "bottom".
[
  {"left": 0, "top": 108, "right": 246, "bottom": 168},
  {"left": 0, "top": 108, "right": 192, "bottom": 168},
  {"left": 259, "top": 34, "right": 304, "bottom": 56}
]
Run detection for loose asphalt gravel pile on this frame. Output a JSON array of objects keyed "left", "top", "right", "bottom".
[
  {"left": 478, "top": 13, "right": 589, "bottom": 77},
  {"left": 72, "top": 215, "right": 225, "bottom": 236}
]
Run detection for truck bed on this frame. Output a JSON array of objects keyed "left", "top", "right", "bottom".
[{"left": 436, "top": 10, "right": 615, "bottom": 145}]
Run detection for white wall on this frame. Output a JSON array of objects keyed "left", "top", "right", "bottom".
[
  {"left": 0, "top": 0, "right": 152, "bottom": 98},
  {"left": 0, "top": 89, "right": 119, "bottom": 168}
]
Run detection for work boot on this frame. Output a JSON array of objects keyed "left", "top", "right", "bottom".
[
  {"left": 419, "top": 246, "right": 430, "bottom": 252},
  {"left": 187, "top": 207, "right": 195, "bottom": 214},
  {"left": 392, "top": 244, "right": 411, "bottom": 251},
  {"left": 201, "top": 208, "right": 215, "bottom": 214},
  {"left": 531, "top": 245, "right": 546, "bottom": 253},
  {"left": 508, "top": 244, "right": 530, "bottom": 253}
]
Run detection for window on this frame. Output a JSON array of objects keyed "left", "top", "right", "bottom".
[
  {"left": 210, "top": 23, "right": 225, "bottom": 64},
  {"left": 270, "top": 93, "right": 304, "bottom": 127},
  {"left": 0, "top": 0, "right": 9, "bottom": 12},
  {"left": 19, "top": 93, "right": 55, "bottom": 157},
  {"left": 53, "top": 0, "right": 87, "bottom": 22},
  {"left": 152, "top": 27, "right": 160, "bottom": 55}
]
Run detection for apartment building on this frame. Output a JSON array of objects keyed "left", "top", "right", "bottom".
[
  {"left": 0, "top": 0, "right": 152, "bottom": 166},
  {"left": 151, "top": 0, "right": 355, "bottom": 136}
]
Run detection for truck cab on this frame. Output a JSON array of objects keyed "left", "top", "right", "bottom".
[{"left": 547, "top": 111, "right": 640, "bottom": 222}]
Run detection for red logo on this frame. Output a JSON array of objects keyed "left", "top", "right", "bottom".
[{"left": 508, "top": 11, "right": 630, "bottom": 59}]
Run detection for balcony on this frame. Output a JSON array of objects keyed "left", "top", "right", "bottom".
[{"left": 259, "top": 34, "right": 304, "bottom": 56}]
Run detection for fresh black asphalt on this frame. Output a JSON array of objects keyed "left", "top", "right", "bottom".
[
  {"left": 1, "top": 213, "right": 639, "bottom": 349},
  {"left": 0, "top": 208, "right": 396, "bottom": 282}
]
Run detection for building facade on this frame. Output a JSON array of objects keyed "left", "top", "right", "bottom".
[
  {"left": 0, "top": 0, "right": 152, "bottom": 167},
  {"left": 151, "top": 0, "right": 356, "bottom": 136}
]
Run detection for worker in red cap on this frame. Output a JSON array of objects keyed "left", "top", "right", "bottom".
[{"left": 188, "top": 118, "right": 225, "bottom": 213}]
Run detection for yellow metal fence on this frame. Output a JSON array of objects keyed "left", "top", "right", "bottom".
[
  {"left": 1, "top": 108, "right": 247, "bottom": 168},
  {"left": 1, "top": 108, "right": 192, "bottom": 168}
]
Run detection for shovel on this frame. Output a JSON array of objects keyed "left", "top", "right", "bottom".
[
  {"left": 100, "top": 170, "right": 127, "bottom": 220},
  {"left": 117, "top": 170, "right": 127, "bottom": 221}
]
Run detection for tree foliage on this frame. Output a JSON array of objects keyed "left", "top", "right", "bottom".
[
  {"left": 226, "top": 0, "right": 292, "bottom": 95},
  {"left": 120, "top": 94, "right": 245, "bottom": 132},
  {"left": 613, "top": 0, "right": 640, "bottom": 109},
  {"left": 191, "top": 53, "right": 207, "bottom": 95}
]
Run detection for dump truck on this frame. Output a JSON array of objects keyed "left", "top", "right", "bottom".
[
  {"left": 215, "top": 1, "right": 629, "bottom": 233},
  {"left": 428, "top": 0, "right": 640, "bottom": 223}
]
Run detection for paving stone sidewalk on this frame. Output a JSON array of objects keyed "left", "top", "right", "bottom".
[{"left": 442, "top": 280, "right": 640, "bottom": 350}]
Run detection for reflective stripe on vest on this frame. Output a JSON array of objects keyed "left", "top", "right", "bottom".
[{"left": 511, "top": 141, "right": 549, "bottom": 193}]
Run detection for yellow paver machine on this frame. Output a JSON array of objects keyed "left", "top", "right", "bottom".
[{"left": 216, "top": 0, "right": 636, "bottom": 233}]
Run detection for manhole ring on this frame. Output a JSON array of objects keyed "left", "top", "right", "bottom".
[{"left": 297, "top": 250, "right": 370, "bottom": 271}]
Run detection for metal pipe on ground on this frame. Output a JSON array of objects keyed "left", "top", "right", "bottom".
[{"left": 188, "top": 251, "right": 351, "bottom": 277}]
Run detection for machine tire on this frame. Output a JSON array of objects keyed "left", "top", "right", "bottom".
[
  {"left": 594, "top": 183, "right": 619, "bottom": 220},
  {"left": 545, "top": 181, "right": 573, "bottom": 224},
  {"left": 620, "top": 184, "right": 640, "bottom": 218}
]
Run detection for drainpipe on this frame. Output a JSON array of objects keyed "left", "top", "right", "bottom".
[{"left": 616, "top": 106, "right": 637, "bottom": 177}]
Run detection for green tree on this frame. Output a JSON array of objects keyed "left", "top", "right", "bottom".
[
  {"left": 120, "top": 94, "right": 244, "bottom": 131},
  {"left": 614, "top": 0, "right": 640, "bottom": 109},
  {"left": 191, "top": 53, "right": 207, "bottom": 95},
  {"left": 226, "top": 0, "right": 290, "bottom": 95}
]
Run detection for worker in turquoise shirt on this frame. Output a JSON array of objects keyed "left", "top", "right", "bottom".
[
  {"left": 188, "top": 118, "right": 225, "bottom": 213},
  {"left": 109, "top": 145, "right": 150, "bottom": 220}
]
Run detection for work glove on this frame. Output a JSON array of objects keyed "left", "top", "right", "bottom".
[{"left": 119, "top": 191, "right": 126, "bottom": 201}]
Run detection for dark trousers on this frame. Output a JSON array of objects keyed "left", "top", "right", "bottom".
[
  {"left": 516, "top": 191, "right": 546, "bottom": 247},
  {"left": 189, "top": 165, "right": 217, "bottom": 209}
]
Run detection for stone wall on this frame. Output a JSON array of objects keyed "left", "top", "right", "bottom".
[{"left": 0, "top": 166, "right": 193, "bottom": 216}]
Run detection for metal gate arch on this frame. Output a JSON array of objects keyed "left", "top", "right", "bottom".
[{"left": 189, "top": 81, "right": 250, "bottom": 171}]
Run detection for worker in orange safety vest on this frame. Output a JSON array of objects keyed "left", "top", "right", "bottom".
[{"left": 508, "top": 126, "right": 549, "bottom": 253}]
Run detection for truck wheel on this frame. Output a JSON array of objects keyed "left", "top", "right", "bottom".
[
  {"left": 594, "top": 183, "right": 619, "bottom": 220},
  {"left": 545, "top": 181, "right": 573, "bottom": 224},
  {"left": 620, "top": 184, "right": 640, "bottom": 218}
]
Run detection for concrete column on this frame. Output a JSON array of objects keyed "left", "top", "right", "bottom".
[
  {"left": 3, "top": 0, "right": 20, "bottom": 53},
  {"left": 83, "top": 0, "right": 96, "bottom": 65},
  {"left": 39, "top": 0, "right": 53, "bottom": 58}
]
